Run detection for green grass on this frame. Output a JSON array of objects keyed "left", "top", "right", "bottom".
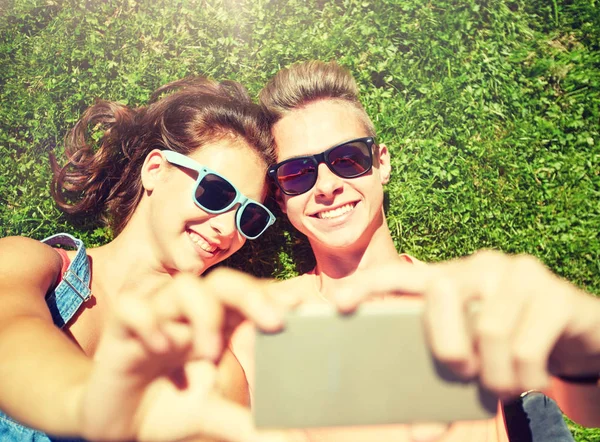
[{"left": 1, "top": 0, "right": 599, "bottom": 439}]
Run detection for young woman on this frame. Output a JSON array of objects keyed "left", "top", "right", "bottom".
[
  {"left": 231, "top": 61, "right": 600, "bottom": 442},
  {"left": 0, "top": 77, "right": 293, "bottom": 442}
]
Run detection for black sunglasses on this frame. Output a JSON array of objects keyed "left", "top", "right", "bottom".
[{"left": 268, "top": 137, "right": 375, "bottom": 196}]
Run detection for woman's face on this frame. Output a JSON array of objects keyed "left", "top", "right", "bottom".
[
  {"left": 147, "top": 139, "right": 268, "bottom": 275},
  {"left": 272, "top": 100, "right": 390, "bottom": 252}
]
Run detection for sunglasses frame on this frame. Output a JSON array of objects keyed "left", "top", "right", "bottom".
[
  {"left": 161, "top": 150, "right": 276, "bottom": 240},
  {"left": 268, "top": 137, "right": 376, "bottom": 196}
]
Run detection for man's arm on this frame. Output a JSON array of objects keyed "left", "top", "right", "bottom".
[
  {"left": 334, "top": 250, "right": 600, "bottom": 428},
  {"left": 550, "top": 378, "right": 600, "bottom": 428}
]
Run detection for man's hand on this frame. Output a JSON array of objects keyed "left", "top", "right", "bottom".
[{"left": 335, "top": 250, "right": 600, "bottom": 399}]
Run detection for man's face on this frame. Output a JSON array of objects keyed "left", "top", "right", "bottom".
[{"left": 272, "top": 99, "right": 391, "bottom": 252}]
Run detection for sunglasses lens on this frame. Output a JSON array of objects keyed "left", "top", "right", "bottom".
[
  {"left": 276, "top": 159, "right": 317, "bottom": 195},
  {"left": 328, "top": 141, "right": 372, "bottom": 177},
  {"left": 240, "top": 202, "right": 271, "bottom": 238},
  {"left": 195, "top": 173, "right": 236, "bottom": 211}
]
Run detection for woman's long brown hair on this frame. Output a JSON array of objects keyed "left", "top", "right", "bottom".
[{"left": 51, "top": 77, "right": 274, "bottom": 236}]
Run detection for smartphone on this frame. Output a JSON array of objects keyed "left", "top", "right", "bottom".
[{"left": 253, "top": 301, "right": 497, "bottom": 428}]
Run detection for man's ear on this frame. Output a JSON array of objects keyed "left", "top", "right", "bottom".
[
  {"left": 141, "top": 149, "right": 169, "bottom": 192},
  {"left": 377, "top": 143, "right": 391, "bottom": 185}
]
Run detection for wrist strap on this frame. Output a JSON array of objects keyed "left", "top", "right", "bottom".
[{"left": 556, "top": 374, "right": 599, "bottom": 385}]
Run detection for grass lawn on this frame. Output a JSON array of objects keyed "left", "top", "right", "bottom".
[{"left": 1, "top": 0, "right": 599, "bottom": 439}]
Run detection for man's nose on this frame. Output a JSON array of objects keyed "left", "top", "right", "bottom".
[{"left": 313, "top": 163, "right": 344, "bottom": 198}]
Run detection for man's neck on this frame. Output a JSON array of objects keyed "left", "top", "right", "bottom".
[{"left": 309, "top": 219, "right": 400, "bottom": 297}]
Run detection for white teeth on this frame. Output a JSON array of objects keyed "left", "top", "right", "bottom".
[
  {"left": 187, "top": 230, "right": 218, "bottom": 253},
  {"left": 317, "top": 203, "right": 355, "bottom": 219}
]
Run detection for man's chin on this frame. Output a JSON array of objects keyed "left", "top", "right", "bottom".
[{"left": 310, "top": 231, "right": 364, "bottom": 251}]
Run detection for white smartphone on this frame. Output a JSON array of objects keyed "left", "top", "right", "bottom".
[{"left": 253, "top": 301, "right": 497, "bottom": 429}]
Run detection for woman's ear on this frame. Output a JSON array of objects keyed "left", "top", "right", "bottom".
[
  {"left": 377, "top": 143, "right": 392, "bottom": 185},
  {"left": 141, "top": 149, "right": 169, "bottom": 192}
]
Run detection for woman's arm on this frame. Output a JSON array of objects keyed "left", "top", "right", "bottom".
[
  {"left": 0, "top": 236, "right": 92, "bottom": 435},
  {"left": 1, "top": 237, "right": 301, "bottom": 441}
]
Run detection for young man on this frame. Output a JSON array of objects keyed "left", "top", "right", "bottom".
[{"left": 232, "top": 60, "right": 600, "bottom": 441}]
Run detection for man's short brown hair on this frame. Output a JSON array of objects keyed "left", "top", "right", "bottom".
[{"left": 259, "top": 60, "right": 376, "bottom": 137}]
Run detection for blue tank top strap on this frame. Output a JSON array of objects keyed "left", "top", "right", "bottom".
[
  {"left": 41, "top": 233, "right": 92, "bottom": 328},
  {"left": 0, "top": 412, "right": 82, "bottom": 441}
]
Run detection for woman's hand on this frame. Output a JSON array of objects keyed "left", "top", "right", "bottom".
[
  {"left": 335, "top": 250, "right": 600, "bottom": 399},
  {"left": 79, "top": 268, "right": 298, "bottom": 442}
]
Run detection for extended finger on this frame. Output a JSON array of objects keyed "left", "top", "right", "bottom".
[
  {"left": 334, "top": 261, "right": 432, "bottom": 312},
  {"left": 158, "top": 322, "right": 194, "bottom": 354},
  {"left": 169, "top": 273, "right": 225, "bottom": 360},
  {"left": 434, "top": 250, "right": 508, "bottom": 295},
  {"left": 114, "top": 295, "right": 171, "bottom": 353},
  {"left": 475, "top": 292, "right": 525, "bottom": 396},
  {"left": 511, "top": 280, "right": 572, "bottom": 392},
  {"left": 263, "top": 280, "right": 303, "bottom": 309},
  {"left": 204, "top": 268, "right": 285, "bottom": 332},
  {"left": 442, "top": 252, "right": 524, "bottom": 394},
  {"left": 423, "top": 274, "right": 479, "bottom": 378},
  {"left": 424, "top": 251, "right": 515, "bottom": 380}
]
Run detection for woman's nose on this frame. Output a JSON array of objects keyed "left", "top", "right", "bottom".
[{"left": 208, "top": 208, "right": 238, "bottom": 240}]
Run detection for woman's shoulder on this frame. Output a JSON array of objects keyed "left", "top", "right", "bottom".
[
  {"left": 0, "top": 235, "right": 64, "bottom": 262},
  {"left": 0, "top": 236, "right": 63, "bottom": 290}
]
